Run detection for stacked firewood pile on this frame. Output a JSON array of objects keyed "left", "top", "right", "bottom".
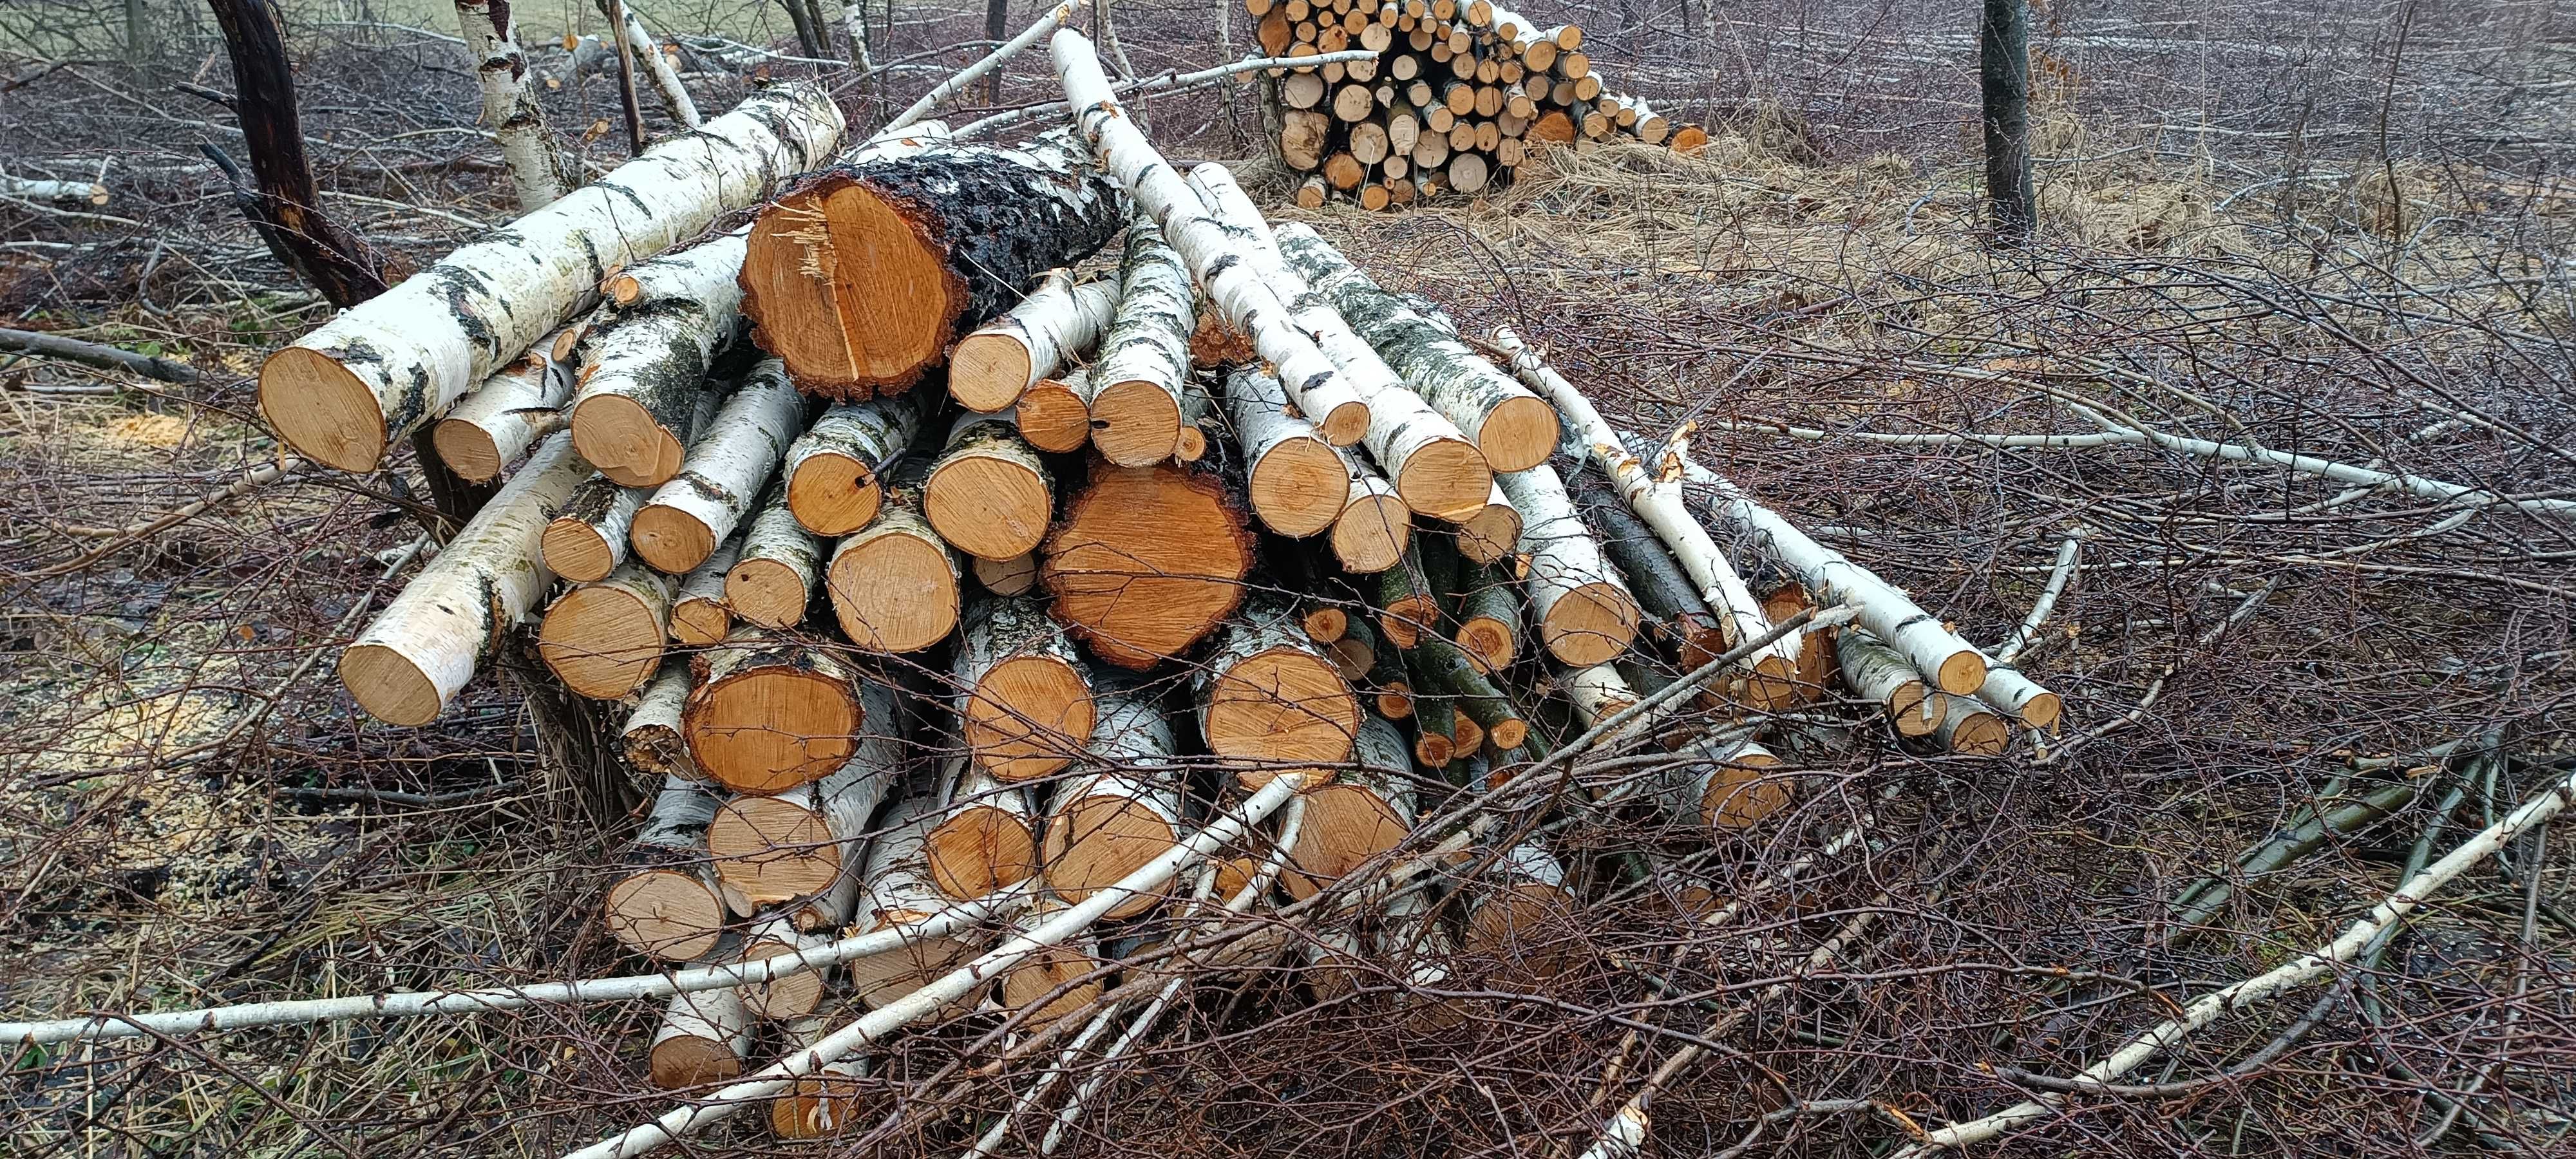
[
  {"left": 1252, "top": 0, "right": 1709, "bottom": 208},
  {"left": 243, "top": 33, "right": 2052, "bottom": 1145}
]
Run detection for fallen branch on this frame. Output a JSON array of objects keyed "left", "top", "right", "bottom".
[{"left": 0, "top": 326, "right": 201, "bottom": 382}]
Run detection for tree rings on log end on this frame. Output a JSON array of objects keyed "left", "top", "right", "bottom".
[
  {"left": 339, "top": 644, "right": 442, "bottom": 727},
  {"left": 259, "top": 346, "right": 386, "bottom": 472},
  {"left": 925, "top": 455, "right": 1052, "bottom": 560},
  {"left": 1476, "top": 395, "right": 1562, "bottom": 473},
  {"left": 630, "top": 506, "right": 719, "bottom": 576},
  {"left": 685, "top": 669, "right": 859, "bottom": 794},
  {"left": 1330, "top": 491, "right": 1412, "bottom": 574},
  {"left": 604, "top": 870, "right": 724, "bottom": 962},
  {"left": 1041, "top": 464, "right": 1253, "bottom": 669},
  {"left": 1464, "top": 883, "right": 1577, "bottom": 977},
  {"left": 1936, "top": 649, "right": 1991, "bottom": 696},
  {"left": 1015, "top": 379, "right": 1092, "bottom": 453},
  {"left": 571, "top": 393, "right": 689, "bottom": 487},
  {"left": 725, "top": 558, "right": 812, "bottom": 630},
  {"left": 738, "top": 936, "right": 830, "bottom": 1019},
  {"left": 669, "top": 595, "right": 732, "bottom": 649},
  {"left": 826, "top": 532, "right": 960, "bottom": 654},
  {"left": 786, "top": 453, "right": 886, "bottom": 536},
  {"left": 708, "top": 796, "right": 840, "bottom": 912},
  {"left": 649, "top": 1033, "right": 742, "bottom": 1090},
  {"left": 542, "top": 519, "right": 621, "bottom": 584},
  {"left": 963, "top": 655, "right": 1097, "bottom": 782},
  {"left": 1396, "top": 439, "right": 1495, "bottom": 522},
  {"left": 1042, "top": 796, "right": 1179, "bottom": 919},
  {"left": 1282, "top": 784, "right": 1408, "bottom": 900},
  {"left": 847, "top": 916, "right": 976, "bottom": 1010},
  {"left": 1248, "top": 438, "right": 1351, "bottom": 538},
  {"left": 1085, "top": 379, "right": 1184, "bottom": 468},
  {"left": 429, "top": 420, "right": 506, "bottom": 484},
  {"left": 1537, "top": 582, "right": 1640, "bottom": 666},
  {"left": 999, "top": 943, "right": 1102, "bottom": 1030},
  {"left": 742, "top": 179, "right": 957, "bottom": 399},
  {"left": 948, "top": 332, "right": 1036, "bottom": 413},
  {"left": 771, "top": 1075, "right": 869, "bottom": 1139},
  {"left": 538, "top": 585, "right": 667, "bottom": 699},
  {"left": 1700, "top": 748, "right": 1789, "bottom": 829},
  {"left": 2016, "top": 690, "right": 2064, "bottom": 732},
  {"left": 1206, "top": 649, "right": 1361, "bottom": 768},
  {"left": 926, "top": 808, "right": 1039, "bottom": 900},
  {"left": 1946, "top": 706, "right": 2012, "bottom": 756}
]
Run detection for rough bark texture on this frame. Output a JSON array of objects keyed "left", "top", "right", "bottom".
[
  {"left": 740, "top": 128, "right": 1124, "bottom": 398},
  {"left": 431, "top": 337, "right": 575, "bottom": 484},
  {"left": 603, "top": 773, "right": 725, "bottom": 961},
  {"left": 724, "top": 480, "right": 823, "bottom": 628},
  {"left": 257, "top": 84, "right": 841, "bottom": 471},
  {"left": 1087, "top": 218, "right": 1197, "bottom": 466},
  {"left": 631, "top": 359, "right": 809, "bottom": 573},
  {"left": 567, "top": 252, "right": 745, "bottom": 489},
  {"left": 621, "top": 666, "right": 699, "bottom": 780},
  {"left": 668, "top": 536, "right": 741, "bottom": 646},
  {"left": 1980, "top": 0, "right": 2036, "bottom": 241},
  {"left": 849, "top": 794, "right": 983, "bottom": 1012},
  {"left": 453, "top": 0, "right": 576, "bottom": 211},
  {"left": 782, "top": 391, "right": 928, "bottom": 536},
  {"left": 947, "top": 269, "right": 1120, "bottom": 413},
  {"left": 1835, "top": 627, "right": 1941, "bottom": 737},
  {"left": 205, "top": 0, "right": 398, "bottom": 312}
]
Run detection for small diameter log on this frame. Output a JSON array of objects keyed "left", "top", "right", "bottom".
[
  {"left": 1461, "top": 840, "right": 1577, "bottom": 977},
  {"left": 706, "top": 679, "right": 902, "bottom": 925},
  {"left": 1376, "top": 540, "right": 1441, "bottom": 649},
  {"left": 769, "top": 1021, "right": 869, "bottom": 1138},
  {"left": 1450, "top": 558, "right": 1520, "bottom": 673},
  {"left": 340, "top": 432, "right": 591, "bottom": 725},
  {"left": 1174, "top": 377, "right": 1217, "bottom": 461},
  {"left": 1222, "top": 364, "right": 1350, "bottom": 538},
  {"left": 1088, "top": 219, "right": 1197, "bottom": 466},
  {"left": 1330, "top": 454, "right": 1412, "bottom": 574},
  {"left": 1657, "top": 735, "right": 1790, "bottom": 831},
  {"left": 782, "top": 391, "right": 929, "bottom": 536},
  {"left": 998, "top": 896, "right": 1104, "bottom": 1030},
  {"left": 724, "top": 482, "right": 822, "bottom": 629},
  {"left": 1452, "top": 479, "right": 1522, "bottom": 565},
  {"left": 565, "top": 246, "right": 746, "bottom": 488},
  {"left": 1272, "top": 223, "right": 1557, "bottom": 471},
  {"left": 258, "top": 84, "right": 842, "bottom": 472},
  {"left": 956, "top": 594, "right": 1099, "bottom": 781},
  {"left": 815, "top": 453, "right": 958, "bottom": 654},
  {"left": 923, "top": 410, "right": 1054, "bottom": 561},
  {"left": 683, "top": 629, "right": 866, "bottom": 793},
  {"left": 924, "top": 757, "right": 1040, "bottom": 901},
  {"left": 1328, "top": 616, "right": 1378, "bottom": 683},
  {"left": 973, "top": 551, "right": 1039, "bottom": 596},
  {"left": 949, "top": 269, "right": 1120, "bottom": 413},
  {"left": 1303, "top": 600, "right": 1352, "bottom": 645},
  {"left": 668, "top": 536, "right": 740, "bottom": 647},
  {"left": 538, "top": 558, "right": 674, "bottom": 699},
  {"left": 603, "top": 774, "right": 726, "bottom": 961},
  {"left": 623, "top": 666, "right": 698, "bottom": 781},
  {"left": 848, "top": 794, "right": 983, "bottom": 1013},
  {"left": 1041, "top": 461, "right": 1255, "bottom": 668},
  {"left": 1497, "top": 462, "right": 1642, "bottom": 666},
  {"left": 1015, "top": 366, "right": 1094, "bottom": 454},
  {"left": 1198, "top": 592, "right": 1362, "bottom": 775},
  {"left": 1930, "top": 692, "right": 2012, "bottom": 756},
  {"left": 1365, "top": 629, "right": 1416, "bottom": 720},
  {"left": 741, "top": 129, "right": 1123, "bottom": 398},
  {"left": 1759, "top": 579, "right": 1835, "bottom": 700},
  {"left": 542, "top": 475, "right": 648, "bottom": 583},
  {"left": 735, "top": 915, "right": 833, "bottom": 1020},
  {"left": 1566, "top": 465, "right": 1725, "bottom": 668},
  {"left": 1979, "top": 663, "right": 2061, "bottom": 731},
  {"left": 632, "top": 359, "right": 809, "bottom": 574},
  {"left": 650, "top": 986, "right": 750, "bottom": 1089},
  {"left": 1411, "top": 635, "right": 1529, "bottom": 750},
  {"left": 1835, "top": 628, "right": 1941, "bottom": 737},
  {"left": 1279, "top": 715, "right": 1416, "bottom": 900},
  {"left": 1041, "top": 688, "right": 1188, "bottom": 920},
  {"left": 430, "top": 333, "right": 576, "bottom": 483},
  {"left": 1557, "top": 662, "right": 1639, "bottom": 727},
  {"left": 1188, "top": 165, "right": 1491, "bottom": 518}
]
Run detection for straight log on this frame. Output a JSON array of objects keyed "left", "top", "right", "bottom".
[
  {"left": 781, "top": 391, "right": 929, "bottom": 536},
  {"left": 825, "top": 454, "right": 963, "bottom": 654},
  {"left": 603, "top": 774, "right": 726, "bottom": 961},
  {"left": 1041, "top": 460, "right": 1255, "bottom": 668},
  {"left": 630, "top": 358, "right": 809, "bottom": 574},
  {"left": 1041, "top": 687, "right": 1188, "bottom": 919},
  {"left": 724, "top": 482, "right": 822, "bottom": 629},
  {"left": 1088, "top": 220, "right": 1198, "bottom": 466},
  {"left": 430, "top": 331, "right": 576, "bottom": 483},
  {"left": 956, "top": 594, "right": 1098, "bottom": 781},
  {"left": 922, "top": 410, "right": 1054, "bottom": 561},
  {"left": 1197, "top": 592, "right": 1361, "bottom": 772},
  {"left": 683, "top": 629, "right": 866, "bottom": 793},
  {"left": 948, "top": 269, "right": 1120, "bottom": 413},
  {"left": 538, "top": 558, "right": 674, "bottom": 699},
  {"left": 668, "top": 535, "right": 739, "bottom": 647}
]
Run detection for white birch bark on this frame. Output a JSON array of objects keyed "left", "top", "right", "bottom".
[
  {"left": 1331, "top": 450, "right": 1412, "bottom": 574},
  {"left": 929, "top": 756, "right": 1041, "bottom": 900},
  {"left": 949, "top": 269, "right": 1121, "bottom": 413},
  {"left": 605, "top": 773, "right": 726, "bottom": 961},
  {"left": 339, "top": 432, "right": 591, "bottom": 726},
  {"left": 1052, "top": 32, "right": 1370, "bottom": 445},
  {"left": 623, "top": 666, "right": 699, "bottom": 781},
  {"left": 1271, "top": 221, "right": 1559, "bottom": 473},
  {"left": 258, "top": 84, "right": 842, "bottom": 471},
  {"left": 1087, "top": 218, "right": 1197, "bottom": 466},
  {"left": 543, "top": 478, "right": 644, "bottom": 583},
  {"left": 1493, "top": 326, "right": 1800, "bottom": 704},
  {"left": 1193, "top": 590, "right": 1361, "bottom": 768},
  {"left": 1220, "top": 364, "right": 1350, "bottom": 537},
  {"left": 782, "top": 391, "right": 930, "bottom": 536},
  {"left": 924, "top": 410, "right": 1054, "bottom": 561},
  {"left": 788, "top": 679, "right": 906, "bottom": 929},
  {"left": 724, "top": 482, "right": 822, "bottom": 629},
  {"left": 0, "top": 174, "right": 108, "bottom": 205},
  {"left": 1679, "top": 449, "right": 2000, "bottom": 695},
  {"left": 430, "top": 334, "right": 576, "bottom": 483},
  {"left": 1454, "top": 478, "right": 1524, "bottom": 564},
  {"left": 1834, "top": 628, "right": 1942, "bottom": 736},
  {"left": 604, "top": 229, "right": 745, "bottom": 308},
  {"left": 605, "top": 0, "right": 702, "bottom": 128},
  {"left": 1043, "top": 688, "right": 1188, "bottom": 919},
  {"left": 735, "top": 916, "right": 833, "bottom": 1020},
  {"left": 648, "top": 986, "right": 748, "bottom": 1086},
  {"left": 1497, "top": 462, "right": 1643, "bottom": 666},
  {"left": 668, "top": 536, "right": 740, "bottom": 647},
  {"left": 453, "top": 0, "right": 573, "bottom": 211},
  {"left": 632, "top": 359, "right": 808, "bottom": 573},
  {"left": 956, "top": 594, "right": 1098, "bottom": 780},
  {"left": 567, "top": 252, "right": 746, "bottom": 489},
  {"left": 1186, "top": 164, "right": 1489, "bottom": 516},
  {"left": 849, "top": 794, "right": 983, "bottom": 1012}
]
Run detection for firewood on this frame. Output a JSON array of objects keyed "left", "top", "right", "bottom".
[
  {"left": 256, "top": 84, "right": 842, "bottom": 472},
  {"left": 741, "top": 129, "right": 1123, "bottom": 399},
  {"left": 723, "top": 482, "right": 822, "bottom": 629},
  {"left": 824, "top": 455, "right": 963, "bottom": 654},
  {"left": 1461, "top": 841, "right": 1576, "bottom": 977},
  {"left": 1175, "top": 378, "right": 1217, "bottom": 461},
  {"left": 1282, "top": 70, "right": 1327, "bottom": 108},
  {"left": 1281, "top": 109, "right": 1331, "bottom": 169},
  {"left": 1088, "top": 220, "right": 1197, "bottom": 466},
  {"left": 1331, "top": 82, "right": 1374, "bottom": 121},
  {"left": 847, "top": 794, "right": 983, "bottom": 1012},
  {"left": 949, "top": 269, "right": 1119, "bottom": 413},
  {"left": 1375, "top": 541, "right": 1441, "bottom": 648},
  {"left": 430, "top": 334, "right": 576, "bottom": 484},
  {"left": 1279, "top": 715, "right": 1416, "bottom": 899},
  {"left": 1349, "top": 120, "right": 1390, "bottom": 165},
  {"left": 1657, "top": 736, "right": 1790, "bottom": 831},
  {"left": 1496, "top": 462, "right": 1642, "bottom": 666},
  {"left": 1452, "top": 480, "right": 1522, "bottom": 565},
  {"left": 1835, "top": 628, "right": 1942, "bottom": 737},
  {"left": 1041, "top": 460, "right": 1255, "bottom": 668},
  {"left": 683, "top": 629, "right": 866, "bottom": 793},
  {"left": 1293, "top": 173, "right": 1329, "bottom": 208},
  {"left": 1449, "top": 558, "right": 1520, "bottom": 673},
  {"left": 1221, "top": 366, "right": 1351, "bottom": 538},
  {"left": 1446, "top": 150, "right": 1490, "bottom": 194},
  {"left": 1331, "top": 464, "right": 1413, "bottom": 573},
  {"left": 1014, "top": 364, "right": 1096, "bottom": 455},
  {"left": 768, "top": 1020, "right": 869, "bottom": 1137},
  {"left": 1041, "top": 687, "right": 1187, "bottom": 919},
  {"left": 565, "top": 245, "right": 747, "bottom": 489},
  {"left": 623, "top": 666, "right": 697, "bottom": 780},
  {"left": 1565, "top": 465, "right": 1726, "bottom": 668},
  {"left": 923, "top": 757, "right": 1039, "bottom": 901},
  {"left": 631, "top": 359, "right": 809, "bottom": 574},
  {"left": 668, "top": 536, "right": 739, "bottom": 647},
  {"left": 603, "top": 774, "right": 727, "bottom": 961},
  {"left": 1930, "top": 693, "right": 2012, "bottom": 755},
  {"left": 649, "top": 986, "right": 750, "bottom": 1089},
  {"left": 340, "top": 433, "right": 592, "bottom": 726},
  {"left": 781, "top": 391, "right": 929, "bottom": 537},
  {"left": 735, "top": 915, "right": 833, "bottom": 1020},
  {"left": 541, "top": 475, "right": 649, "bottom": 583},
  {"left": 1197, "top": 592, "right": 1361, "bottom": 773},
  {"left": 704, "top": 679, "right": 900, "bottom": 927},
  {"left": 1410, "top": 635, "right": 1528, "bottom": 749},
  {"left": 1327, "top": 617, "right": 1376, "bottom": 680},
  {"left": 538, "top": 558, "right": 673, "bottom": 699},
  {"left": 923, "top": 410, "right": 1054, "bottom": 561},
  {"left": 972, "top": 550, "right": 1040, "bottom": 597},
  {"left": 956, "top": 595, "right": 1098, "bottom": 781},
  {"left": 998, "top": 896, "right": 1104, "bottom": 1030}
]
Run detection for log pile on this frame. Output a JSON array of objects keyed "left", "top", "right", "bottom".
[
  {"left": 253, "top": 61, "right": 2058, "bottom": 1139},
  {"left": 1250, "top": 0, "right": 1709, "bottom": 209}
]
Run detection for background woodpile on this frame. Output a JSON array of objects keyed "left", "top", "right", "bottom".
[{"left": 1253, "top": 0, "right": 1707, "bottom": 208}]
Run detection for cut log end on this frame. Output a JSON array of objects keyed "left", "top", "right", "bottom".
[
  {"left": 571, "top": 393, "right": 690, "bottom": 488},
  {"left": 1248, "top": 439, "right": 1352, "bottom": 538},
  {"left": 1303, "top": 606, "right": 1350, "bottom": 643},
  {"left": 1015, "top": 379, "right": 1092, "bottom": 453},
  {"left": 1937, "top": 650, "right": 1991, "bottom": 696},
  {"left": 786, "top": 454, "right": 885, "bottom": 536},
  {"left": 999, "top": 943, "right": 1101, "bottom": 1030},
  {"left": 924, "top": 455, "right": 1051, "bottom": 561},
  {"left": 629, "top": 506, "right": 718, "bottom": 576},
  {"left": 1477, "top": 395, "right": 1561, "bottom": 473},
  {"left": 670, "top": 598, "right": 733, "bottom": 649},
  {"left": 1452, "top": 498, "right": 1522, "bottom": 565},
  {"left": 743, "top": 178, "right": 962, "bottom": 397},
  {"left": 828, "top": 531, "right": 960, "bottom": 653},
  {"left": 1316, "top": 398, "right": 1372, "bottom": 446},
  {"left": 1088, "top": 379, "right": 1184, "bottom": 467},
  {"left": 926, "top": 809, "right": 1039, "bottom": 900},
  {"left": 1538, "top": 581, "right": 1640, "bottom": 666},
  {"left": 259, "top": 346, "right": 386, "bottom": 471},
  {"left": 770, "top": 1075, "right": 868, "bottom": 1139},
  {"left": 429, "top": 420, "right": 506, "bottom": 484},
  {"left": 538, "top": 585, "right": 666, "bottom": 699},
  {"left": 649, "top": 1033, "right": 743, "bottom": 1090},
  {"left": 604, "top": 869, "right": 724, "bottom": 962},
  {"left": 1376, "top": 681, "right": 1414, "bottom": 719},
  {"left": 2017, "top": 690, "right": 2063, "bottom": 732},
  {"left": 738, "top": 937, "right": 830, "bottom": 1019},
  {"left": 1043, "top": 464, "right": 1254, "bottom": 668},
  {"left": 688, "top": 671, "right": 859, "bottom": 794},
  {"left": 965, "top": 655, "right": 1097, "bottom": 781},
  {"left": 725, "top": 558, "right": 812, "bottom": 629},
  {"left": 948, "top": 332, "right": 1037, "bottom": 412},
  {"left": 1947, "top": 708, "right": 2012, "bottom": 755},
  {"left": 1455, "top": 616, "right": 1513, "bottom": 674},
  {"left": 1043, "top": 796, "right": 1178, "bottom": 919},
  {"left": 1330, "top": 491, "right": 1412, "bottom": 574},
  {"left": 339, "top": 643, "right": 440, "bottom": 727},
  {"left": 1282, "top": 783, "right": 1408, "bottom": 900},
  {"left": 1396, "top": 440, "right": 1495, "bottom": 522},
  {"left": 1701, "top": 750, "right": 1789, "bottom": 829},
  {"left": 542, "top": 519, "right": 621, "bottom": 584},
  {"left": 1206, "top": 648, "right": 1360, "bottom": 766}
]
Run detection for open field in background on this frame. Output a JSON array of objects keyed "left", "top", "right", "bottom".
[{"left": 3, "top": 0, "right": 2575, "bottom": 1155}]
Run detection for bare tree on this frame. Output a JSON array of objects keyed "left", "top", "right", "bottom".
[{"left": 1979, "top": 0, "right": 2036, "bottom": 241}]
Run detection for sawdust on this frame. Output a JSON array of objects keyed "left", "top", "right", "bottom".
[{"left": 96, "top": 411, "right": 191, "bottom": 449}]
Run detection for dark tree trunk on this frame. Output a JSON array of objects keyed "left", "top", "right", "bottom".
[
  {"left": 802, "top": 0, "right": 835, "bottom": 57},
  {"left": 601, "top": 0, "right": 649, "bottom": 156},
  {"left": 202, "top": 0, "right": 397, "bottom": 310},
  {"left": 777, "top": 0, "right": 822, "bottom": 57},
  {"left": 1978, "top": 0, "right": 2036, "bottom": 243},
  {"left": 983, "top": 0, "right": 1010, "bottom": 102}
]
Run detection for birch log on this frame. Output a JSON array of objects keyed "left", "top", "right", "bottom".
[
  {"left": 1041, "top": 460, "right": 1255, "bottom": 668},
  {"left": 1834, "top": 628, "right": 1942, "bottom": 737},
  {"left": 1497, "top": 462, "right": 1642, "bottom": 666},
  {"left": 603, "top": 774, "right": 726, "bottom": 962},
  {"left": 825, "top": 455, "right": 964, "bottom": 654},
  {"left": 949, "top": 269, "right": 1121, "bottom": 413},
  {"left": 668, "top": 536, "right": 739, "bottom": 647},
  {"left": 1041, "top": 688, "right": 1188, "bottom": 920},
  {"left": 1197, "top": 592, "right": 1361, "bottom": 771},
  {"left": 1462, "top": 841, "right": 1577, "bottom": 977},
  {"left": 630, "top": 359, "right": 808, "bottom": 573},
  {"left": 567, "top": 258, "right": 744, "bottom": 489},
  {"left": 603, "top": 229, "right": 743, "bottom": 308},
  {"left": 683, "top": 629, "right": 865, "bottom": 793},
  {"left": 973, "top": 551, "right": 1039, "bottom": 597},
  {"left": 723, "top": 482, "right": 822, "bottom": 629},
  {"left": 923, "top": 410, "right": 1054, "bottom": 561},
  {"left": 925, "top": 756, "right": 1041, "bottom": 901},
  {"left": 258, "top": 84, "right": 841, "bottom": 471},
  {"left": 1271, "top": 222, "right": 1559, "bottom": 472},
  {"left": 537, "top": 558, "right": 674, "bottom": 699},
  {"left": 452, "top": 0, "right": 573, "bottom": 211},
  {"left": 0, "top": 174, "right": 109, "bottom": 205},
  {"left": 706, "top": 679, "right": 902, "bottom": 922},
  {"left": 1452, "top": 479, "right": 1522, "bottom": 565},
  {"left": 741, "top": 128, "right": 1124, "bottom": 398},
  {"left": 649, "top": 987, "right": 749, "bottom": 1089},
  {"left": 848, "top": 794, "right": 983, "bottom": 1012},
  {"left": 1329, "top": 454, "right": 1412, "bottom": 574},
  {"left": 735, "top": 916, "right": 833, "bottom": 1020},
  {"left": 339, "top": 432, "right": 592, "bottom": 725},
  {"left": 1052, "top": 33, "right": 1371, "bottom": 446},
  {"left": 429, "top": 329, "right": 576, "bottom": 482},
  {"left": 1278, "top": 715, "right": 1415, "bottom": 900},
  {"left": 600, "top": 0, "right": 701, "bottom": 128},
  {"left": 768, "top": 1022, "right": 868, "bottom": 1138},
  {"left": 1014, "top": 366, "right": 1094, "bottom": 454},
  {"left": 541, "top": 475, "right": 649, "bottom": 583},
  {"left": 1657, "top": 736, "right": 1790, "bottom": 831},
  {"left": 782, "top": 392, "right": 929, "bottom": 536},
  {"left": 1086, "top": 219, "right": 1197, "bottom": 466},
  {"left": 622, "top": 666, "right": 697, "bottom": 781},
  {"left": 1221, "top": 364, "right": 1351, "bottom": 538},
  {"left": 1498, "top": 327, "right": 1798, "bottom": 704},
  {"left": 956, "top": 595, "right": 1098, "bottom": 782}
]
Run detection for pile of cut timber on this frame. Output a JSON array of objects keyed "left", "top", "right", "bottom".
[
  {"left": 253, "top": 66, "right": 2054, "bottom": 1123},
  {"left": 1253, "top": 0, "right": 1709, "bottom": 209}
]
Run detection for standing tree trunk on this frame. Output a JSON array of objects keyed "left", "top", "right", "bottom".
[
  {"left": 202, "top": 0, "right": 396, "bottom": 310},
  {"left": 453, "top": 0, "right": 576, "bottom": 211},
  {"left": 983, "top": 0, "right": 1012, "bottom": 102},
  {"left": 1979, "top": 0, "right": 2035, "bottom": 243},
  {"left": 601, "top": 0, "right": 650, "bottom": 155}
]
